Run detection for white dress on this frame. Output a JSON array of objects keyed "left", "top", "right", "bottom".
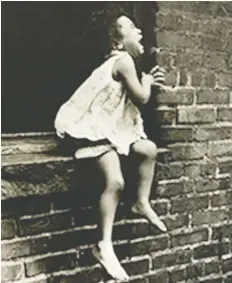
[{"left": 54, "top": 50, "right": 147, "bottom": 158}]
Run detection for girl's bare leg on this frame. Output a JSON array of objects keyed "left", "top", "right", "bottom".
[
  {"left": 92, "top": 150, "right": 129, "bottom": 281},
  {"left": 130, "top": 140, "right": 167, "bottom": 232}
]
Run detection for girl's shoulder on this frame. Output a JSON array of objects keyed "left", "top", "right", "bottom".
[{"left": 112, "top": 51, "right": 136, "bottom": 76}]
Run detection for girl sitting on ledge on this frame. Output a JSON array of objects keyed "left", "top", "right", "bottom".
[{"left": 55, "top": 15, "right": 166, "bottom": 281}]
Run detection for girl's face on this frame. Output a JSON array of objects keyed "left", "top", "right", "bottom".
[{"left": 116, "top": 16, "right": 144, "bottom": 58}]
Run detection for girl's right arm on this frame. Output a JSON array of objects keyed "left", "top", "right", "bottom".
[{"left": 115, "top": 54, "right": 154, "bottom": 104}]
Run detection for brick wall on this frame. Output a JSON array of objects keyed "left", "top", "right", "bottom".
[{"left": 1, "top": 2, "right": 232, "bottom": 283}]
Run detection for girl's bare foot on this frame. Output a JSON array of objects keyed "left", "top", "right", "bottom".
[
  {"left": 92, "top": 241, "right": 129, "bottom": 281},
  {"left": 131, "top": 201, "right": 167, "bottom": 232}
]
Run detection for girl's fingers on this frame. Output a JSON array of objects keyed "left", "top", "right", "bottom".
[
  {"left": 152, "top": 71, "right": 165, "bottom": 78},
  {"left": 149, "top": 65, "right": 160, "bottom": 74},
  {"left": 158, "top": 67, "right": 166, "bottom": 73},
  {"left": 154, "top": 78, "right": 165, "bottom": 83}
]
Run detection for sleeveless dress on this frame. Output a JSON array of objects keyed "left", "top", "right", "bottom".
[{"left": 54, "top": 50, "right": 147, "bottom": 159}]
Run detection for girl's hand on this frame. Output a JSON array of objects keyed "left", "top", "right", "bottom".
[{"left": 149, "top": 65, "right": 165, "bottom": 87}]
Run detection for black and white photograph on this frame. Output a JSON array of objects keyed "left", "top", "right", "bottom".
[{"left": 1, "top": 1, "right": 232, "bottom": 283}]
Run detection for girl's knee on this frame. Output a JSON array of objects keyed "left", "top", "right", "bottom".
[
  {"left": 106, "top": 176, "right": 125, "bottom": 192},
  {"left": 143, "top": 141, "right": 157, "bottom": 159},
  {"left": 133, "top": 140, "right": 157, "bottom": 160}
]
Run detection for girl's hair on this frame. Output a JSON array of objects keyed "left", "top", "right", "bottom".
[{"left": 107, "top": 16, "right": 123, "bottom": 50}]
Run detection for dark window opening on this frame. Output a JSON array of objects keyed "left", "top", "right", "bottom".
[{"left": 2, "top": 2, "right": 158, "bottom": 138}]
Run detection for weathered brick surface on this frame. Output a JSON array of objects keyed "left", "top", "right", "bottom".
[
  {"left": 196, "top": 89, "right": 230, "bottom": 104},
  {"left": 129, "top": 236, "right": 169, "bottom": 256},
  {"left": 155, "top": 108, "right": 176, "bottom": 124},
  {"left": 1, "top": 219, "right": 17, "bottom": 240},
  {"left": 194, "top": 242, "right": 230, "bottom": 259},
  {"left": 2, "top": 2, "right": 232, "bottom": 283},
  {"left": 168, "top": 142, "right": 208, "bottom": 161},
  {"left": 18, "top": 211, "right": 73, "bottom": 236},
  {"left": 171, "top": 195, "right": 209, "bottom": 214},
  {"left": 171, "top": 229, "right": 209, "bottom": 247},
  {"left": 223, "top": 257, "right": 232, "bottom": 273},
  {"left": 25, "top": 253, "right": 77, "bottom": 277},
  {"left": 217, "top": 107, "right": 232, "bottom": 122},
  {"left": 1, "top": 262, "right": 24, "bottom": 282},
  {"left": 192, "top": 209, "right": 229, "bottom": 226},
  {"left": 152, "top": 248, "right": 192, "bottom": 268},
  {"left": 208, "top": 140, "right": 232, "bottom": 157},
  {"left": 149, "top": 270, "right": 169, "bottom": 283},
  {"left": 195, "top": 126, "right": 232, "bottom": 141},
  {"left": 160, "top": 126, "right": 194, "bottom": 142},
  {"left": 178, "top": 107, "right": 216, "bottom": 124}
]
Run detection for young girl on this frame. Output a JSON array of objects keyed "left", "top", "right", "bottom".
[{"left": 55, "top": 15, "right": 167, "bottom": 281}]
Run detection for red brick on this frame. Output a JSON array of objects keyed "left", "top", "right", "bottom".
[
  {"left": 208, "top": 140, "right": 232, "bottom": 157},
  {"left": 179, "top": 67, "right": 188, "bottom": 86},
  {"left": 25, "top": 252, "right": 77, "bottom": 277},
  {"left": 164, "top": 70, "right": 178, "bottom": 86},
  {"left": 48, "top": 228, "right": 97, "bottom": 252},
  {"left": 156, "top": 162, "right": 184, "bottom": 180},
  {"left": 217, "top": 107, "right": 232, "bottom": 122},
  {"left": 161, "top": 214, "right": 189, "bottom": 231},
  {"left": 204, "top": 51, "right": 228, "bottom": 71},
  {"left": 129, "top": 236, "right": 168, "bottom": 257},
  {"left": 204, "top": 71, "right": 217, "bottom": 88},
  {"left": 156, "top": 86, "right": 195, "bottom": 105},
  {"left": 160, "top": 126, "right": 194, "bottom": 142},
  {"left": 171, "top": 195, "right": 208, "bottom": 214},
  {"left": 168, "top": 142, "right": 207, "bottom": 161},
  {"left": 198, "top": 277, "right": 223, "bottom": 283},
  {"left": 178, "top": 107, "right": 216, "bottom": 124},
  {"left": 152, "top": 248, "right": 192, "bottom": 268},
  {"left": 156, "top": 10, "right": 194, "bottom": 32},
  {"left": 175, "top": 49, "right": 204, "bottom": 70},
  {"left": 185, "top": 263, "right": 204, "bottom": 279},
  {"left": 149, "top": 270, "right": 169, "bottom": 283},
  {"left": 1, "top": 219, "right": 17, "bottom": 239},
  {"left": 156, "top": 30, "right": 197, "bottom": 50},
  {"left": 169, "top": 268, "right": 186, "bottom": 282},
  {"left": 196, "top": 89, "right": 230, "bottom": 104},
  {"left": 218, "top": 157, "right": 232, "bottom": 174},
  {"left": 1, "top": 239, "right": 33, "bottom": 260},
  {"left": 18, "top": 211, "right": 73, "bottom": 236},
  {"left": 131, "top": 279, "right": 148, "bottom": 283},
  {"left": 218, "top": 72, "right": 232, "bottom": 88},
  {"left": 195, "top": 177, "right": 231, "bottom": 193},
  {"left": 184, "top": 162, "right": 217, "bottom": 179},
  {"left": 158, "top": 1, "right": 232, "bottom": 17},
  {"left": 211, "top": 191, "right": 232, "bottom": 207},
  {"left": 123, "top": 258, "right": 149, "bottom": 276},
  {"left": 199, "top": 34, "right": 226, "bottom": 52},
  {"left": 225, "top": 275, "right": 232, "bottom": 283},
  {"left": 155, "top": 181, "right": 189, "bottom": 198},
  {"left": 194, "top": 242, "right": 229, "bottom": 259},
  {"left": 156, "top": 50, "right": 176, "bottom": 70},
  {"left": 151, "top": 201, "right": 168, "bottom": 216},
  {"left": 192, "top": 70, "right": 204, "bottom": 86},
  {"left": 172, "top": 229, "right": 208, "bottom": 247},
  {"left": 50, "top": 266, "right": 106, "bottom": 283},
  {"left": 195, "top": 126, "right": 232, "bottom": 141},
  {"left": 223, "top": 257, "right": 232, "bottom": 273},
  {"left": 192, "top": 209, "right": 229, "bottom": 226},
  {"left": 204, "top": 261, "right": 220, "bottom": 275},
  {"left": 1, "top": 195, "right": 51, "bottom": 218},
  {"left": 155, "top": 108, "right": 176, "bottom": 124},
  {"left": 1, "top": 262, "right": 24, "bottom": 282},
  {"left": 114, "top": 222, "right": 150, "bottom": 240},
  {"left": 212, "top": 224, "right": 232, "bottom": 240}
]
